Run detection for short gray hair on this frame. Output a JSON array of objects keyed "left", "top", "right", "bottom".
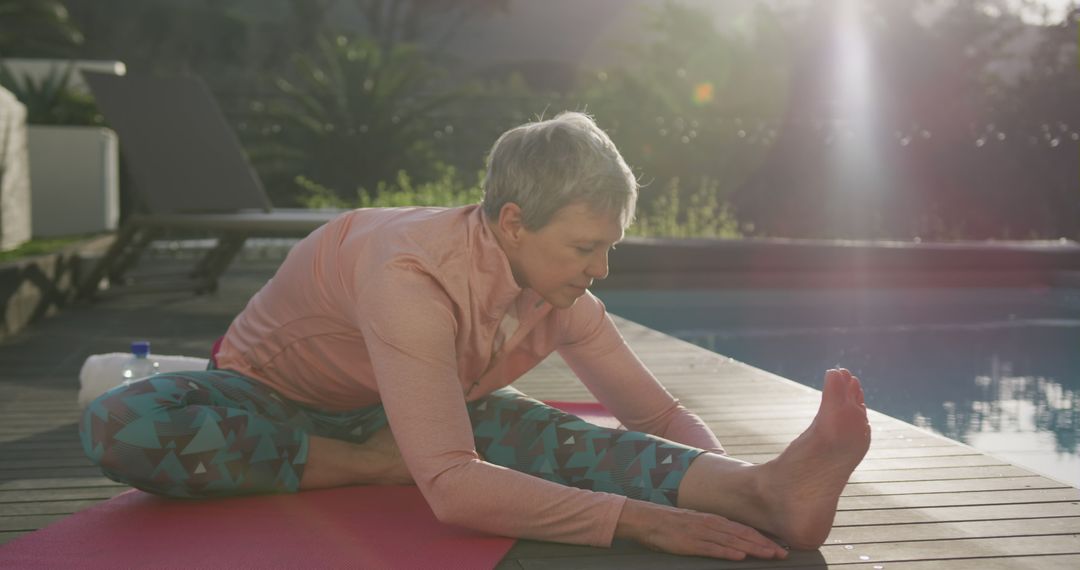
[{"left": 481, "top": 111, "right": 638, "bottom": 230}]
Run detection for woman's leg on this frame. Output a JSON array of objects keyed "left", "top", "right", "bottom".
[
  {"left": 467, "top": 369, "right": 870, "bottom": 550},
  {"left": 81, "top": 370, "right": 312, "bottom": 498},
  {"left": 300, "top": 426, "right": 412, "bottom": 489},
  {"left": 674, "top": 369, "right": 871, "bottom": 549},
  {"left": 81, "top": 370, "right": 411, "bottom": 497},
  {"left": 467, "top": 387, "right": 704, "bottom": 507}
]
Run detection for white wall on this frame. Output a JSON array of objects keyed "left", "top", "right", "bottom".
[
  {"left": 28, "top": 126, "right": 119, "bottom": 238},
  {"left": 0, "top": 87, "right": 30, "bottom": 251}
]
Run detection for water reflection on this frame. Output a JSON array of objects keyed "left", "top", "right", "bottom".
[
  {"left": 915, "top": 357, "right": 1079, "bottom": 455},
  {"left": 598, "top": 288, "right": 1080, "bottom": 486},
  {"left": 674, "top": 319, "right": 1080, "bottom": 486}
]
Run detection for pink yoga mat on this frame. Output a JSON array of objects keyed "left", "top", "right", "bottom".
[{"left": 0, "top": 401, "right": 614, "bottom": 570}]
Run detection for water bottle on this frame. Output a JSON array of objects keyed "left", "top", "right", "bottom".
[{"left": 121, "top": 340, "right": 160, "bottom": 384}]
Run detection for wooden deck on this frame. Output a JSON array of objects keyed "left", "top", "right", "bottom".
[{"left": 2, "top": 258, "right": 1079, "bottom": 568}]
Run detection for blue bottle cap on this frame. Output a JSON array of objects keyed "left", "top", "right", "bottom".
[{"left": 131, "top": 341, "right": 151, "bottom": 357}]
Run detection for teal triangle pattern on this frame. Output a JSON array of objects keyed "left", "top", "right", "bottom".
[
  {"left": 181, "top": 416, "right": 228, "bottom": 455},
  {"left": 113, "top": 417, "right": 162, "bottom": 449},
  {"left": 249, "top": 435, "right": 280, "bottom": 463}
]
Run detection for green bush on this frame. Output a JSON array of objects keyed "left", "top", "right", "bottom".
[
  {"left": 631, "top": 177, "right": 743, "bottom": 239},
  {"left": 298, "top": 165, "right": 742, "bottom": 239},
  {"left": 0, "top": 63, "right": 101, "bottom": 125},
  {"left": 296, "top": 164, "right": 484, "bottom": 209},
  {"left": 246, "top": 34, "right": 463, "bottom": 205}
]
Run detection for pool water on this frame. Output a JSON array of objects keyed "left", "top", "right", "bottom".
[{"left": 596, "top": 287, "right": 1080, "bottom": 487}]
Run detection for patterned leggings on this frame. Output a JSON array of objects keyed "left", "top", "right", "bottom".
[{"left": 80, "top": 369, "right": 704, "bottom": 506}]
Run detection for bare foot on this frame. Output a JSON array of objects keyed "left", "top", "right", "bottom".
[{"left": 757, "top": 369, "right": 871, "bottom": 549}]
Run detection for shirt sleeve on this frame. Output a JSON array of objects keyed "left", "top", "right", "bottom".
[
  {"left": 556, "top": 292, "right": 725, "bottom": 453},
  {"left": 356, "top": 263, "right": 627, "bottom": 546}
]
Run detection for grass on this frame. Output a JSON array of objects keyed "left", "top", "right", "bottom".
[{"left": 0, "top": 235, "right": 91, "bottom": 264}]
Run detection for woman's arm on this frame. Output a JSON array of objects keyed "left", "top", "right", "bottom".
[
  {"left": 358, "top": 267, "right": 626, "bottom": 546},
  {"left": 358, "top": 273, "right": 782, "bottom": 559},
  {"left": 556, "top": 293, "right": 725, "bottom": 453}
]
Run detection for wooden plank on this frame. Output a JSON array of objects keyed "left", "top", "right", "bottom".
[
  {"left": 0, "top": 429, "right": 80, "bottom": 437},
  {"left": 837, "top": 487, "right": 1080, "bottom": 510},
  {"left": 848, "top": 465, "right": 1036, "bottom": 483},
  {"left": 0, "top": 467, "right": 104, "bottom": 480},
  {"left": 0, "top": 422, "right": 77, "bottom": 432},
  {"left": 0, "top": 531, "right": 33, "bottom": 546},
  {"left": 729, "top": 452, "right": 1003, "bottom": 470},
  {"left": 0, "top": 418, "right": 82, "bottom": 427},
  {"left": 818, "top": 535, "right": 1080, "bottom": 565},
  {"left": 1, "top": 458, "right": 96, "bottom": 469},
  {"left": 826, "top": 516, "right": 1080, "bottom": 544},
  {"left": 0, "top": 487, "right": 128, "bottom": 504},
  {"left": 0, "top": 441, "right": 86, "bottom": 451},
  {"left": 725, "top": 441, "right": 965, "bottom": 457},
  {"left": 860, "top": 445, "right": 986, "bottom": 459},
  {"left": 0, "top": 433, "right": 80, "bottom": 443},
  {"left": 854, "top": 455, "right": 1008, "bottom": 471},
  {"left": 737, "top": 453, "right": 998, "bottom": 469},
  {"left": 0, "top": 499, "right": 104, "bottom": 516},
  {"left": 0, "top": 514, "right": 67, "bottom": 532},
  {"left": 711, "top": 432, "right": 939, "bottom": 447},
  {"left": 2, "top": 450, "right": 92, "bottom": 460},
  {"left": 696, "top": 419, "right": 901, "bottom": 438},
  {"left": 835, "top": 554, "right": 1080, "bottom": 570},
  {"left": 841, "top": 476, "right": 1066, "bottom": 496},
  {"left": 833, "top": 501, "right": 1080, "bottom": 526},
  {"left": 0, "top": 477, "right": 121, "bottom": 491},
  {"left": 0, "top": 402, "right": 82, "bottom": 409}
]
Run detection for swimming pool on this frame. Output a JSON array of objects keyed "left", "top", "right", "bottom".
[{"left": 596, "top": 287, "right": 1080, "bottom": 487}]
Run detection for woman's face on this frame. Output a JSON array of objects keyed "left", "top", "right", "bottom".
[{"left": 499, "top": 201, "right": 624, "bottom": 309}]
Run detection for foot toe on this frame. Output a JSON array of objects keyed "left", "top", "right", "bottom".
[{"left": 848, "top": 376, "right": 865, "bottom": 404}]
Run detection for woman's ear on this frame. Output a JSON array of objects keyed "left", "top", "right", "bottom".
[{"left": 497, "top": 202, "right": 526, "bottom": 244}]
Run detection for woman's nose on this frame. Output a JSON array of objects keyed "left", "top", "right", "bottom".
[{"left": 585, "top": 250, "right": 609, "bottom": 280}]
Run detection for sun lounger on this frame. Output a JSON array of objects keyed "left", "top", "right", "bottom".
[{"left": 76, "top": 73, "right": 342, "bottom": 298}]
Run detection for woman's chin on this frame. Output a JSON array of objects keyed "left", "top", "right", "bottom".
[{"left": 540, "top": 291, "right": 577, "bottom": 309}]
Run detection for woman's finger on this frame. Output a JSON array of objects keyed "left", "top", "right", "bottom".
[
  {"left": 715, "top": 533, "right": 785, "bottom": 559},
  {"left": 687, "top": 517, "right": 786, "bottom": 559},
  {"left": 695, "top": 540, "right": 748, "bottom": 561},
  {"left": 706, "top": 516, "right": 785, "bottom": 553}
]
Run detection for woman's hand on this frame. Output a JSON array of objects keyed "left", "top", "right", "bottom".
[{"left": 615, "top": 499, "right": 788, "bottom": 560}]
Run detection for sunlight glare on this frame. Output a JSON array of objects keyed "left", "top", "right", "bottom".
[
  {"left": 827, "top": 0, "right": 886, "bottom": 237},
  {"left": 1004, "top": 0, "right": 1078, "bottom": 25}
]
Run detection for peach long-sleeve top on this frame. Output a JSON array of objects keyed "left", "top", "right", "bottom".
[{"left": 216, "top": 204, "right": 723, "bottom": 547}]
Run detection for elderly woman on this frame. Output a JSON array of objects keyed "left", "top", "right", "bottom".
[{"left": 81, "top": 112, "right": 869, "bottom": 560}]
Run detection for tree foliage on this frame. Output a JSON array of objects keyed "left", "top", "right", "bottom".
[
  {"left": 8, "top": 0, "right": 1076, "bottom": 239},
  {"left": 0, "top": 0, "right": 84, "bottom": 56},
  {"left": 245, "top": 34, "right": 463, "bottom": 204},
  {"left": 350, "top": 0, "right": 509, "bottom": 53},
  {"left": 571, "top": 2, "right": 789, "bottom": 237}
]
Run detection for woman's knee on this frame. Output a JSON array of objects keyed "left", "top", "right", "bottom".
[
  {"left": 79, "top": 373, "right": 200, "bottom": 481},
  {"left": 79, "top": 371, "right": 305, "bottom": 498}
]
